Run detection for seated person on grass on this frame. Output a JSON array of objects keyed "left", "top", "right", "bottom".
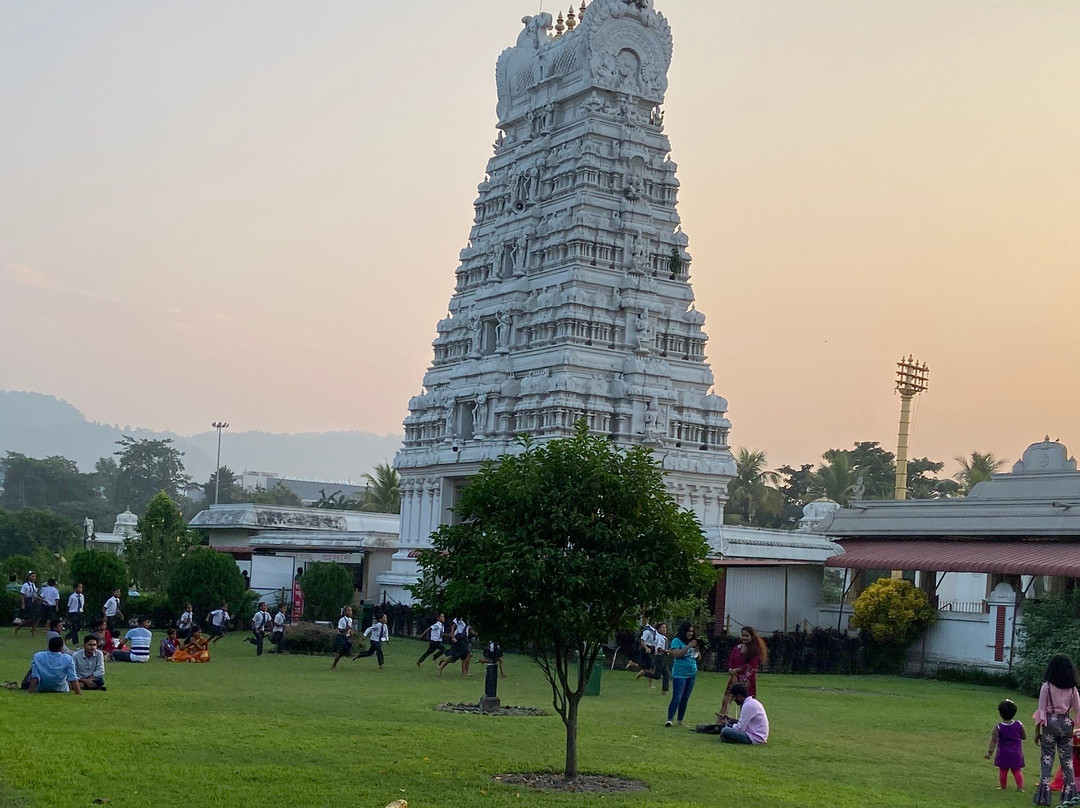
[
  {"left": 169, "top": 627, "right": 211, "bottom": 663},
  {"left": 160, "top": 628, "right": 180, "bottom": 659},
  {"left": 74, "top": 635, "right": 106, "bottom": 690},
  {"left": 111, "top": 616, "right": 152, "bottom": 663},
  {"left": 28, "top": 636, "right": 82, "bottom": 694},
  {"left": 718, "top": 683, "right": 769, "bottom": 745},
  {"left": 44, "top": 619, "right": 72, "bottom": 655}
]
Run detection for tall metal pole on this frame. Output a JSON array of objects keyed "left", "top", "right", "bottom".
[
  {"left": 211, "top": 421, "right": 229, "bottom": 504},
  {"left": 893, "top": 357, "right": 928, "bottom": 500}
]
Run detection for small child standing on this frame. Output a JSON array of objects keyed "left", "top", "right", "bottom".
[{"left": 985, "top": 698, "right": 1026, "bottom": 791}]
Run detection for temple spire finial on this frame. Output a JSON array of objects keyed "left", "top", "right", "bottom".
[
  {"left": 566, "top": 5, "right": 577, "bottom": 30},
  {"left": 554, "top": 11, "right": 565, "bottom": 37}
]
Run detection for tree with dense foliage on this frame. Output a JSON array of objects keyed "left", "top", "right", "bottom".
[
  {"left": 244, "top": 483, "right": 304, "bottom": 507},
  {"left": 69, "top": 550, "right": 128, "bottom": 614},
  {"left": 0, "top": 507, "right": 81, "bottom": 558},
  {"left": 823, "top": 442, "right": 895, "bottom": 500},
  {"left": 724, "top": 448, "right": 784, "bottom": 527},
  {"left": 0, "top": 452, "right": 95, "bottom": 511},
  {"left": 411, "top": 424, "right": 714, "bottom": 781},
  {"left": 850, "top": 578, "right": 937, "bottom": 672},
  {"left": 1016, "top": 592, "right": 1080, "bottom": 695},
  {"left": 311, "top": 489, "right": 364, "bottom": 510},
  {"left": 953, "top": 451, "right": 1006, "bottom": 494},
  {"left": 113, "top": 436, "right": 190, "bottom": 513},
  {"left": 811, "top": 451, "right": 857, "bottom": 505},
  {"left": 166, "top": 548, "right": 247, "bottom": 617},
  {"left": 202, "top": 466, "right": 245, "bottom": 505},
  {"left": 299, "top": 562, "right": 354, "bottom": 621},
  {"left": 361, "top": 462, "right": 400, "bottom": 513},
  {"left": 907, "top": 457, "right": 961, "bottom": 499},
  {"left": 125, "top": 492, "right": 189, "bottom": 591}
]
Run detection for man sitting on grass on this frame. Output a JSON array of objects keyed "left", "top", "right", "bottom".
[
  {"left": 719, "top": 683, "right": 769, "bottom": 745},
  {"left": 28, "top": 636, "right": 82, "bottom": 694},
  {"left": 74, "top": 635, "right": 106, "bottom": 690},
  {"left": 111, "top": 616, "right": 152, "bottom": 663}
]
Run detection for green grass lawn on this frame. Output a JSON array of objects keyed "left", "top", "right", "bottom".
[{"left": 0, "top": 631, "right": 1043, "bottom": 808}]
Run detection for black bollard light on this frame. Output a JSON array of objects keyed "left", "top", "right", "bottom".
[{"left": 479, "top": 640, "right": 502, "bottom": 712}]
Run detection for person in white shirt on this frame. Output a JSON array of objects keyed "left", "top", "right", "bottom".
[
  {"left": 271, "top": 603, "right": 288, "bottom": 654},
  {"left": 438, "top": 618, "right": 473, "bottom": 677},
  {"left": 638, "top": 622, "right": 671, "bottom": 693},
  {"left": 39, "top": 579, "right": 61, "bottom": 624},
  {"left": 248, "top": 602, "right": 272, "bottom": 656},
  {"left": 14, "top": 572, "right": 41, "bottom": 635},
  {"left": 354, "top": 612, "right": 389, "bottom": 669},
  {"left": 330, "top": 606, "right": 354, "bottom": 669},
  {"left": 720, "top": 683, "right": 770, "bottom": 745},
  {"left": 416, "top": 613, "right": 448, "bottom": 667},
  {"left": 205, "top": 603, "right": 230, "bottom": 643},
  {"left": 112, "top": 616, "right": 153, "bottom": 663},
  {"left": 177, "top": 603, "right": 194, "bottom": 640},
  {"left": 102, "top": 589, "right": 124, "bottom": 634},
  {"left": 66, "top": 583, "right": 85, "bottom": 645}
]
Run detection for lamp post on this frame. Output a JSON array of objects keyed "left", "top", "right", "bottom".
[
  {"left": 211, "top": 421, "right": 229, "bottom": 504},
  {"left": 893, "top": 357, "right": 929, "bottom": 500}
]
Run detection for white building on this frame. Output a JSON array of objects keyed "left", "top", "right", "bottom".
[{"left": 381, "top": 0, "right": 736, "bottom": 602}]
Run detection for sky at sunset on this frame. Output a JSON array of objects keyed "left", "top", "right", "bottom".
[{"left": 2, "top": 1, "right": 1077, "bottom": 475}]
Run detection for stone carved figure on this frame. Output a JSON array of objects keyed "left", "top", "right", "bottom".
[
  {"left": 495, "top": 311, "right": 513, "bottom": 351},
  {"left": 850, "top": 473, "right": 866, "bottom": 503},
  {"left": 644, "top": 397, "right": 665, "bottom": 443},
  {"left": 624, "top": 171, "right": 644, "bottom": 201},
  {"left": 444, "top": 399, "right": 457, "bottom": 439},
  {"left": 516, "top": 14, "right": 552, "bottom": 50},
  {"left": 472, "top": 394, "right": 487, "bottom": 436},
  {"left": 633, "top": 307, "right": 652, "bottom": 354},
  {"left": 631, "top": 235, "right": 649, "bottom": 275},
  {"left": 467, "top": 315, "right": 482, "bottom": 356},
  {"left": 511, "top": 234, "right": 528, "bottom": 276}
]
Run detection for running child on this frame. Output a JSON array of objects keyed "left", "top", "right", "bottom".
[
  {"left": 330, "top": 606, "right": 354, "bottom": 670},
  {"left": 985, "top": 698, "right": 1025, "bottom": 791},
  {"left": 354, "top": 612, "right": 389, "bottom": 669},
  {"left": 248, "top": 602, "right": 272, "bottom": 656},
  {"left": 206, "top": 603, "right": 230, "bottom": 643},
  {"left": 416, "top": 613, "right": 447, "bottom": 667}
]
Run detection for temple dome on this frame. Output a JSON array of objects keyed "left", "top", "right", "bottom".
[{"left": 1012, "top": 438, "right": 1076, "bottom": 475}]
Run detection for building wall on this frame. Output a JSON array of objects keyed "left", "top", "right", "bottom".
[
  {"left": 363, "top": 549, "right": 395, "bottom": 602},
  {"left": 721, "top": 566, "right": 825, "bottom": 636}
]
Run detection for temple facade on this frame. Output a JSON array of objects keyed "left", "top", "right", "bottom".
[{"left": 380, "top": 0, "right": 736, "bottom": 602}]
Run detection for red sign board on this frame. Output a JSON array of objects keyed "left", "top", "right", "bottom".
[{"left": 291, "top": 581, "right": 304, "bottom": 625}]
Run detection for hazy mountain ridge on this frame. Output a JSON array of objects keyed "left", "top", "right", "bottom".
[{"left": 0, "top": 391, "right": 404, "bottom": 483}]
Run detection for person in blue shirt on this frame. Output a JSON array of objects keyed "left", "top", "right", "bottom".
[{"left": 28, "top": 636, "right": 82, "bottom": 694}]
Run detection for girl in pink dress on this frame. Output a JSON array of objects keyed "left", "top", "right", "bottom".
[{"left": 718, "top": 626, "right": 767, "bottom": 719}]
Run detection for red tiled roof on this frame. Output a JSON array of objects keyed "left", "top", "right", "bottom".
[{"left": 827, "top": 540, "right": 1080, "bottom": 577}]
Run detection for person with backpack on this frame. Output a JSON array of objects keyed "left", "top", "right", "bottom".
[{"left": 248, "top": 602, "right": 272, "bottom": 656}]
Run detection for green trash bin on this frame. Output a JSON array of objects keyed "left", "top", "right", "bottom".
[{"left": 584, "top": 660, "right": 602, "bottom": 697}]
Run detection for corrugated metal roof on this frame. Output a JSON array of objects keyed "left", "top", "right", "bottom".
[{"left": 827, "top": 540, "right": 1080, "bottom": 577}]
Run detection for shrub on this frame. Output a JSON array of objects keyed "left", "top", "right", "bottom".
[
  {"left": 0, "top": 589, "right": 21, "bottom": 625},
  {"left": 933, "top": 664, "right": 1018, "bottom": 689},
  {"left": 280, "top": 621, "right": 338, "bottom": 655},
  {"left": 299, "top": 563, "right": 353, "bottom": 622},
  {"left": 1016, "top": 592, "right": 1080, "bottom": 696},
  {"left": 851, "top": 578, "right": 937, "bottom": 674},
  {"left": 125, "top": 592, "right": 175, "bottom": 629},
  {"left": 69, "top": 550, "right": 128, "bottom": 616},
  {"left": 166, "top": 548, "right": 247, "bottom": 620},
  {"left": 706, "top": 626, "right": 869, "bottom": 675},
  {"left": 1, "top": 555, "right": 34, "bottom": 579}
]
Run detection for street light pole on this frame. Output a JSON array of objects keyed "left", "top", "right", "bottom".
[
  {"left": 893, "top": 357, "right": 929, "bottom": 500},
  {"left": 211, "top": 421, "right": 229, "bottom": 504}
]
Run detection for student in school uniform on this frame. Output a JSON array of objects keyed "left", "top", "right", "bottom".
[
  {"left": 354, "top": 612, "right": 389, "bottom": 669},
  {"left": 66, "top": 583, "right": 85, "bottom": 645},
  {"left": 177, "top": 603, "right": 194, "bottom": 641},
  {"left": 330, "top": 606, "right": 355, "bottom": 670},
  {"left": 14, "top": 571, "right": 41, "bottom": 635},
  {"left": 271, "top": 603, "right": 288, "bottom": 654},
  {"left": 102, "top": 589, "right": 124, "bottom": 634},
  {"left": 112, "top": 616, "right": 152, "bottom": 663},
  {"left": 248, "top": 602, "right": 272, "bottom": 656},
  {"left": 205, "top": 603, "right": 230, "bottom": 643},
  {"left": 39, "top": 579, "right": 61, "bottom": 625},
  {"left": 438, "top": 618, "right": 473, "bottom": 677},
  {"left": 416, "top": 613, "right": 448, "bottom": 667}
]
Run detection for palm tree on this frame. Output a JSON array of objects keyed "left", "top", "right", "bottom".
[
  {"left": 725, "top": 449, "right": 783, "bottom": 526},
  {"left": 953, "top": 452, "right": 1006, "bottom": 494},
  {"left": 812, "top": 451, "right": 856, "bottom": 506},
  {"left": 361, "top": 462, "right": 400, "bottom": 514}
]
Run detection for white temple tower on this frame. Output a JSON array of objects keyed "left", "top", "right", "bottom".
[{"left": 379, "top": 0, "right": 736, "bottom": 602}]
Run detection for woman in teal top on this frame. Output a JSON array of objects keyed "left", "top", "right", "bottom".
[{"left": 666, "top": 621, "right": 699, "bottom": 727}]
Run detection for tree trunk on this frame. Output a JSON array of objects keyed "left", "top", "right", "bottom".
[{"left": 563, "top": 695, "right": 580, "bottom": 780}]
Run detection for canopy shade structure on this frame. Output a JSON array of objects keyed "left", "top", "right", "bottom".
[{"left": 827, "top": 540, "right": 1080, "bottom": 578}]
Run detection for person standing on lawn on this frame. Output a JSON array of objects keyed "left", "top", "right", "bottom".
[
  {"left": 719, "top": 626, "right": 768, "bottom": 719},
  {"left": 271, "top": 603, "right": 287, "bottom": 654},
  {"left": 354, "top": 612, "right": 389, "bottom": 669},
  {"left": 248, "top": 602, "right": 272, "bottom": 656},
  {"left": 719, "top": 683, "right": 770, "bottom": 744},
  {"left": 416, "top": 613, "right": 448, "bottom": 667},
  {"left": 66, "top": 583, "right": 85, "bottom": 645},
  {"left": 330, "top": 606, "right": 355, "bottom": 669},
  {"left": 177, "top": 603, "right": 194, "bottom": 641},
  {"left": 39, "top": 579, "right": 61, "bottom": 625},
  {"left": 103, "top": 588, "right": 124, "bottom": 634},
  {"left": 14, "top": 571, "right": 41, "bottom": 635},
  {"left": 1032, "top": 654, "right": 1080, "bottom": 805},
  {"left": 985, "top": 698, "right": 1025, "bottom": 792},
  {"left": 665, "top": 621, "right": 699, "bottom": 727}
]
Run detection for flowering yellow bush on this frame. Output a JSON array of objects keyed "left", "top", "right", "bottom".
[{"left": 850, "top": 578, "right": 937, "bottom": 647}]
